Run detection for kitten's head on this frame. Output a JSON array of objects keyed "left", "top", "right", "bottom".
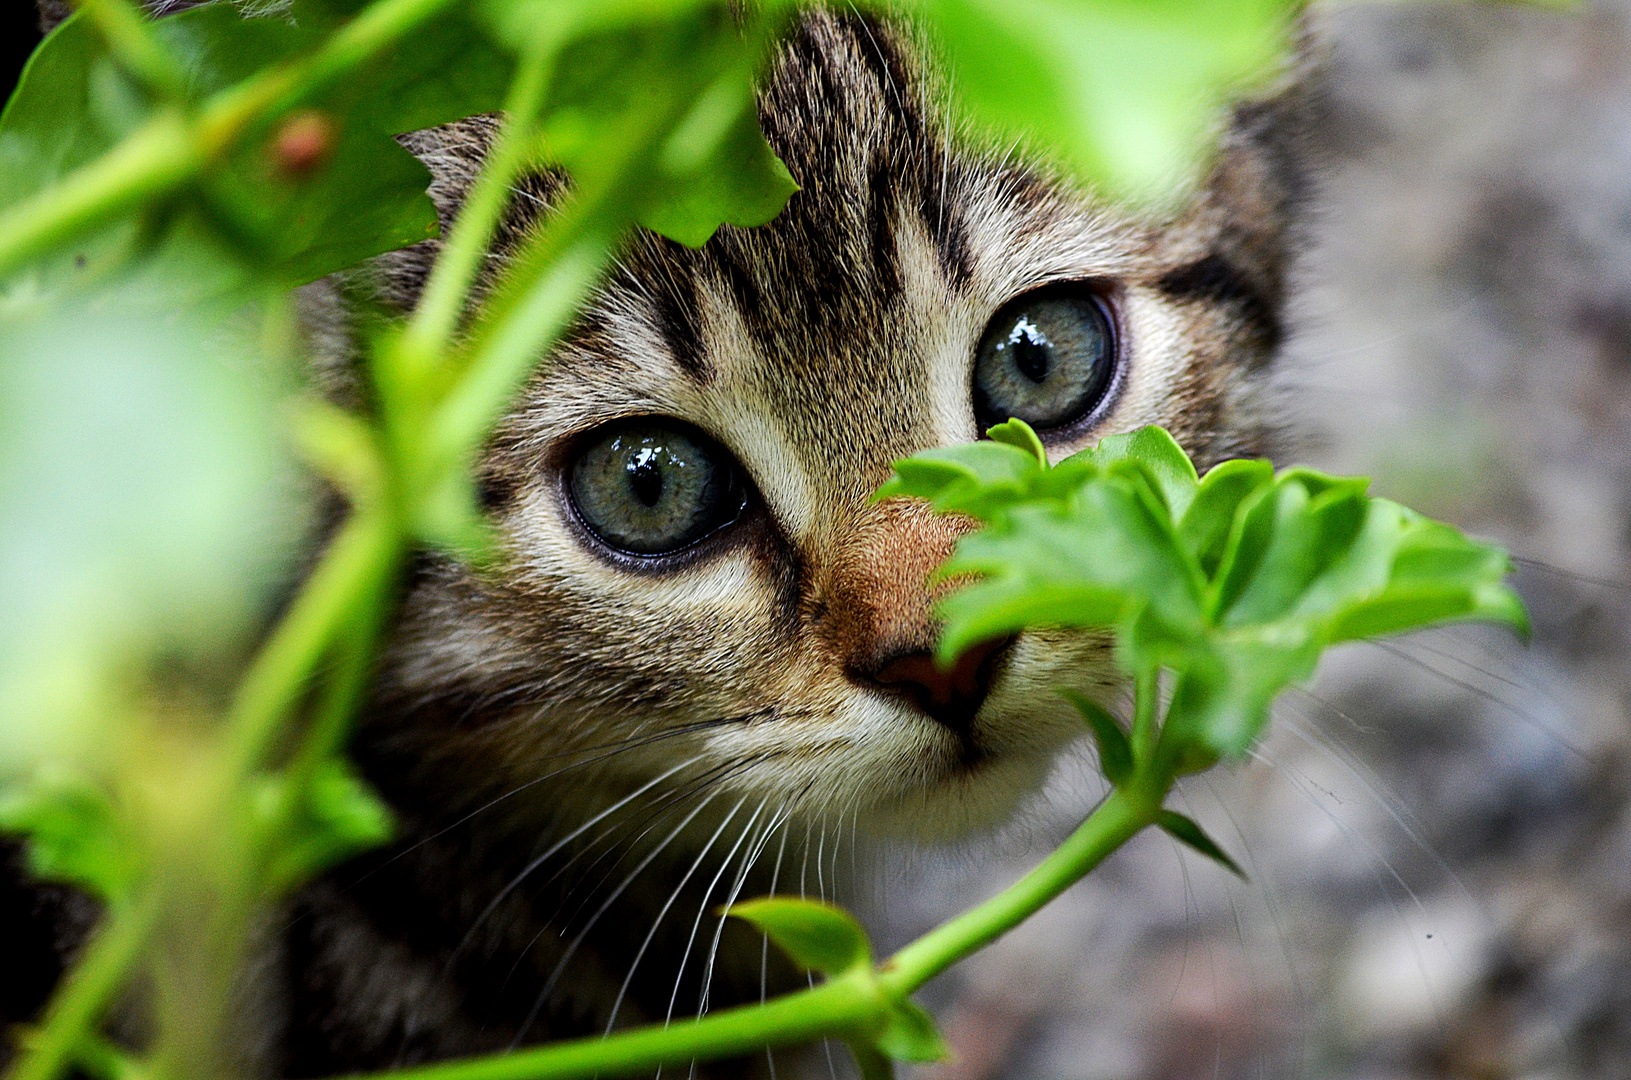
[{"left": 364, "top": 11, "right": 1309, "bottom": 840}]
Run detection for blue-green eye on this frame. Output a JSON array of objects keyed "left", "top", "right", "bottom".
[
  {"left": 973, "top": 288, "right": 1117, "bottom": 431},
  {"left": 567, "top": 422, "right": 748, "bottom": 556}
]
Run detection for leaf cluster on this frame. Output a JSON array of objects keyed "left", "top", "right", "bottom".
[{"left": 880, "top": 420, "right": 1528, "bottom": 765}]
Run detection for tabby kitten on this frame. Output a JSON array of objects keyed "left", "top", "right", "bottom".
[{"left": 6, "top": 5, "right": 1310, "bottom": 1076}]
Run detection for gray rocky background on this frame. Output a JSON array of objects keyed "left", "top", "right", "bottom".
[{"left": 881, "top": 3, "right": 1631, "bottom": 1078}]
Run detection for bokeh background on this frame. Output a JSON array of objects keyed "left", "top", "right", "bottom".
[
  {"left": 7, "top": 2, "right": 1630, "bottom": 1078},
  {"left": 883, "top": 3, "right": 1631, "bottom": 1078}
]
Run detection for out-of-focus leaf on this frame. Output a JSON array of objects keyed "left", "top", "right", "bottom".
[
  {"left": 0, "top": 307, "right": 298, "bottom": 777},
  {"left": 922, "top": 0, "right": 1297, "bottom": 205},
  {"left": 1156, "top": 810, "right": 1245, "bottom": 879},
  {"left": 0, "top": 4, "right": 515, "bottom": 310},
  {"left": 505, "top": 5, "right": 796, "bottom": 248},
  {"left": 1061, "top": 689, "right": 1132, "bottom": 787},
  {"left": 881, "top": 420, "right": 1527, "bottom": 762},
  {"left": 0, "top": 767, "right": 136, "bottom": 901},
  {"left": 641, "top": 97, "right": 798, "bottom": 247},
  {"left": 875, "top": 1000, "right": 951, "bottom": 1063},
  {"left": 263, "top": 758, "right": 394, "bottom": 890},
  {"left": 727, "top": 897, "right": 872, "bottom": 976}
]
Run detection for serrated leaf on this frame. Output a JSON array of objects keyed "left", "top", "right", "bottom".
[
  {"left": 884, "top": 425, "right": 1528, "bottom": 762},
  {"left": 0, "top": 768, "right": 136, "bottom": 901},
  {"left": 727, "top": 897, "right": 871, "bottom": 976},
  {"left": 875, "top": 999, "right": 951, "bottom": 1063},
  {"left": 1157, "top": 810, "right": 1245, "bottom": 879},
  {"left": 1060, "top": 689, "right": 1132, "bottom": 787}
]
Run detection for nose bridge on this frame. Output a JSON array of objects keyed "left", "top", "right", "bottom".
[{"left": 815, "top": 497, "right": 972, "bottom": 667}]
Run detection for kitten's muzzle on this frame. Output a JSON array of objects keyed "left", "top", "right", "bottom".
[{"left": 857, "top": 636, "right": 1014, "bottom": 735}]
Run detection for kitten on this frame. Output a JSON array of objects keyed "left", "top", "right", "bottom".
[{"left": 5, "top": 5, "right": 1313, "bottom": 1076}]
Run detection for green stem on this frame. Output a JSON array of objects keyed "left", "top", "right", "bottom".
[
  {"left": 222, "top": 512, "right": 395, "bottom": 782},
  {"left": 1131, "top": 662, "right": 1159, "bottom": 764},
  {"left": 0, "top": 112, "right": 200, "bottom": 281},
  {"left": 6, "top": 894, "right": 161, "bottom": 1080},
  {"left": 881, "top": 785, "right": 1159, "bottom": 993},
  {"left": 399, "top": 33, "right": 560, "bottom": 368},
  {"left": 386, "top": 976, "right": 875, "bottom": 1080},
  {"left": 72, "top": 0, "right": 188, "bottom": 99}
]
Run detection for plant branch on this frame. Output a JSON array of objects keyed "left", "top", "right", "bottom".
[
  {"left": 398, "top": 34, "right": 560, "bottom": 371},
  {"left": 380, "top": 973, "right": 877, "bottom": 1080},
  {"left": 7, "top": 893, "right": 161, "bottom": 1080}
]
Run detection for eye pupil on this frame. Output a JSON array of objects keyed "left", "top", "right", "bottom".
[
  {"left": 629, "top": 458, "right": 664, "bottom": 507},
  {"left": 1009, "top": 321, "right": 1051, "bottom": 384},
  {"left": 973, "top": 289, "right": 1115, "bottom": 432},
  {"left": 568, "top": 422, "right": 748, "bottom": 557}
]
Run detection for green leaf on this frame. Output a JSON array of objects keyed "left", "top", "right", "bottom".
[
  {"left": 727, "top": 897, "right": 871, "bottom": 976},
  {"left": 985, "top": 417, "right": 1047, "bottom": 467},
  {"left": 264, "top": 758, "right": 394, "bottom": 890},
  {"left": 882, "top": 425, "right": 1528, "bottom": 763},
  {"left": 0, "top": 768, "right": 136, "bottom": 902},
  {"left": 1060, "top": 689, "right": 1132, "bottom": 787},
  {"left": 1156, "top": 810, "right": 1245, "bottom": 879},
  {"left": 1, "top": 5, "right": 514, "bottom": 310},
  {"left": 639, "top": 81, "right": 799, "bottom": 247},
  {"left": 493, "top": 5, "right": 796, "bottom": 248},
  {"left": 923, "top": 0, "right": 1297, "bottom": 205},
  {"left": 875, "top": 1000, "right": 951, "bottom": 1063},
  {"left": 847, "top": 1041, "right": 895, "bottom": 1080}
]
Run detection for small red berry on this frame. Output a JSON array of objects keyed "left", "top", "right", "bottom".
[{"left": 272, "top": 111, "right": 337, "bottom": 178}]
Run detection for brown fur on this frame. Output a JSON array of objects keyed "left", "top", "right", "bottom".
[{"left": 9, "top": 5, "right": 1319, "bottom": 1075}]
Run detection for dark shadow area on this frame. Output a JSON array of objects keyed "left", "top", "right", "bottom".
[{"left": 5, "top": 5, "right": 46, "bottom": 101}]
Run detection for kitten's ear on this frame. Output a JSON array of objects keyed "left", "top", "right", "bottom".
[{"left": 1163, "top": 32, "right": 1330, "bottom": 341}]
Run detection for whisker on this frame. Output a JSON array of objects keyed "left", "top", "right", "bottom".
[
  {"left": 603, "top": 795, "right": 754, "bottom": 1035},
  {"left": 1366, "top": 639, "right": 1591, "bottom": 760},
  {"left": 697, "top": 802, "right": 785, "bottom": 1019},
  {"left": 1247, "top": 746, "right": 1448, "bottom": 1025},
  {"left": 446, "top": 754, "right": 704, "bottom": 971},
  {"left": 545, "top": 756, "right": 773, "bottom": 938},
  {"left": 662, "top": 800, "right": 764, "bottom": 1031},
  {"left": 1511, "top": 554, "right": 1631, "bottom": 593},
  {"left": 331, "top": 712, "right": 763, "bottom": 898},
  {"left": 1277, "top": 703, "right": 1476, "bottom": 906},
  {"left": 512, "top": 783, "right": 731, "bottom": 1046}
]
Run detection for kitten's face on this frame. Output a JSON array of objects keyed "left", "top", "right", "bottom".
[{"left": 370, "top": 12, "right": 1294, "bottom": 840}]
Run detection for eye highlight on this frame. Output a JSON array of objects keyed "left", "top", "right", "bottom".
[
  {"left": 973, "top": 286, "right": 1117, "bottom": 432},
  {"left": 567, "top": 421, "right": 749, "bottom": 557}
]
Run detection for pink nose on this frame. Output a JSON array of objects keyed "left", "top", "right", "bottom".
[{"left": 859, "top": 637, "right": 1013, "bottom": 732}]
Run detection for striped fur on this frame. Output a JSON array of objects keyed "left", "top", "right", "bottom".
[{"left": 14, "top": 6, "right": 1316, "bottom": 1075}]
